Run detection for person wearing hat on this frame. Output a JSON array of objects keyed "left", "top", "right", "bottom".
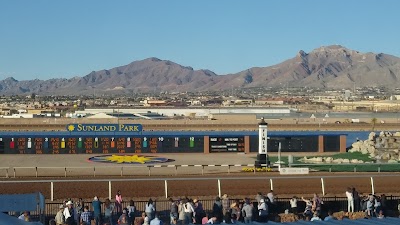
[
  {"left": 63, "top": 200, "right": 77, "bottom": 225},
  {"left": 55, "top": 204, "right": 65, "bottom": 225}
]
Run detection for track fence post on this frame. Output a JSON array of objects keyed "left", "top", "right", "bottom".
[
  {"left": 13, "top": 168, "right": 16, "bottom": 178},
  {"left": 175, "top": 166, "right": 178, "bottom": 176},
  {"left": 121, "top": 167, "right": 123, "bottom": 177},
  {"left": 217, "top": 179, "right": 221, "bottom": 198},
  {"left": 164, "top": 180, "right": 168, "bottom": 199},
  {"left": 201, "top": 166, "right": 204, "bottom": 176},
  {"left": 370, "top": 177, "right": 375, "bottom": 195},
  {"left": 269, "top": 179, "right": 273, "bottom": 191},
  {"left": 64, "top": 167, "right": 67, "bottom": 177},
  {"left": 321, "top": 178, "right": 325, "bottom": 196},
  {"left": 35, "top": 167, "right": 38, "bottom": 177},
  {"left": 228, "top": 165, "right": 230, "bottom": 174},
  {"left": 148, "top": 166, "right": 151, "bottom": 176},
  {"left": 93, "top": 167, "right": 96, "bottom": 177},
  {"left": 108, "top": 181, "right": 112, "bottom": 200},
  {"left": 51, "top": 182, "right": 54, "bottom": 201},
  {"left": 6, "top": 168, "right": 8, "bottom": 178}
]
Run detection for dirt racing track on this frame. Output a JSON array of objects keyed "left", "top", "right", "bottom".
[{"left": 1, "top": 154, "right": 400, "bottom": 201}]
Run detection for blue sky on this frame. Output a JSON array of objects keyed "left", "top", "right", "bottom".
[{"left": 1, "top": 0, "right": 399, "bottom": 80}]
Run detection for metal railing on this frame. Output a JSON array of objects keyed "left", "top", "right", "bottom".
[
  {"left": 38, "top": 195, "right": 400, "bottom": 220},
  {"left": 2, "top": 174, "right": 400, "bottom": 201}
]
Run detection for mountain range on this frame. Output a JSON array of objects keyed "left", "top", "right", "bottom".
[{"left": 2, "top": 45, "right": 400, "bottom": 95}]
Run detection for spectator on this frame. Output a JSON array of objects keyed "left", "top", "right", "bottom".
[
  {"left": 352, "top": 187, "right": 360, "bottom": 212},
  {"left": 104, "top": 198, "right": 115, "bottom": 225},
  {"left": 301, "top": 197, "right": 313, "bottom": 218},
  {"left": 290, "top": 196, "right": 298, "bottom": 215},
  {"left": 312, "top": 193, "right": 322, "bottom": 215},
  {"left": 257, "top": 198, "right": 268, "bottom": 222},
  {"left": 178, "top": 199, "right": 185, "bottom": 225},
  {"left": 222, "top": 194, "right": 230, "bottom": 215},
  {"left": 55, "top": 204, "right": 65, "bottom": 225},
  {"left": 377, "top": 210, "right": 385, "bottom": 219},
  {"left": 150, "top": 213, "right": 163, "bottom": 225},
  {"left": 115, "top": 190, "right": 123, "bottom": 215},
  {"left": 310, "top": 212, "right": 321, "bottom": 221},
  {"left": 206, "top": 216, "right": 217, "bottom": 224},
  {"left": 212, "top": 197, "right": 223, "bottom": 223},
  {"left": 194, "top": 199, "right": 205, "bottom": 224},
  {"left": 267, "top": 190, "right": 275, "bottom": 204},
  {"left": 134, "top": 212, "right": 146, "bottom": 225},
  {"left": 255, "top": 193, "right": 263, "bottom": 204},
  {"left": 183, "top": 198, "right": 195, "bottom": 225},
  {"left": 143, "top": 216, "right": 150, "bottom": 225},
  {"left": 241, "top": 198, "right": 253, "bottom": 224},
  {"left": 63, "top": 200, "right": 77, "bottom": 225},
  {"left": 169, "top": 198, "right": 178, "bottom": 224},
  {"left": 76, "top": 198, "right": 84, "bottom": 217},
  {"left": 346, "top": 187, "right": 354, "bottom": 213},
  {"left": 202, "top": 213, "right": 210, "bottom": 225},
  {"left": 374, "top": 195, "right": 382, "bottom": 215},
  {"left": 380, "top": 194, "right": 387, "bottom": 215},
  {"left": 366, "top": 195, "right": 375, "bottom": 217},
  {"left": 118, "top": 209, "right": 129, "bottom": 225},
  {"left": 230, "top": 201, "right": 240, "bottom": 222},
  {"left": 223, "top": 212, "right": 232, "bottom": 224},
  {"left": 127, "top": 200, "right": 136, "bottom": 225},
  {"left": 324, "top": 210, "right": 336, "bottom": 221},
  {"left": 92, "top": 196, "right": 102, "bottom": 225},
  {"left": 80, "top": 206, "right": 92, "bottom": 225},
  {"left": 18, "top": 211, "right": 30, "bottom": 222},
  {"left": 145, "top": 198, "right": 156, "bottom": 221}
]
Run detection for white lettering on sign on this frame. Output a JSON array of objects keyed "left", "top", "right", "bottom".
[{"left": 280, "top": 168, "right": 310, "bottom": 175}]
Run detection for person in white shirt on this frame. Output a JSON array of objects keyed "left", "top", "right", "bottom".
[
  {"left": 183, "top": 199, "right": 194, "bottom": 225},
  {"left": 290, "top": 196, "right": 298, "bottom": 215},
  {"left": 63, "top": 201, "right": 77, "bottom": 225},
  {"left": 258, "top": 198, "right": 268, "bottom": 222},
  {"left": 310, "top": 212, "right": 321, "bottom": 221},
  {"left": 345, "top": 187, "right": 354, "bottom": 213}
]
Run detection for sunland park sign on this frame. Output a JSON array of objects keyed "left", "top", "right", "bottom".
[{"left": 66, "top": 124, "right": 142, "bottom": 132}]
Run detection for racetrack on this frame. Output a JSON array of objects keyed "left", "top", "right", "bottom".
[{"left": 1, "top": 153, "right": 400, "bottom": 201}]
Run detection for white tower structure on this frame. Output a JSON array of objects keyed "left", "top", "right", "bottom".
[
  {"left": 256, "top": 117, "right": 269, "bottom": 167},
  {"left": 258, "top": 117, "right": 268, "bottom": 154}
]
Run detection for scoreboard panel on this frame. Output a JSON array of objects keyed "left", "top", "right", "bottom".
[
  {"left": 209, "top": 136, "right": 245, "bottom": 152},
  {"left": 0, "top": 136, "right": 204, "bottom": 154}
]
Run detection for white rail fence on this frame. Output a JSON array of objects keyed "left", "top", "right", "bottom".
[
  {"left": 0, "top": 164, "right": 267, "bottom": 178},
  {"left": 1, "top": 175, "right": 398, "bottom": 202},
  {"left": 0, "top": 162, "right": 394, "bottom": 179}
]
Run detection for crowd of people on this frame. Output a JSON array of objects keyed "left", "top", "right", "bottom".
[
  {"left": 345, "top": 186, "right": 390, "bottom": 218},
  {"left": 46, "top": 189, "right": 400, "bottom": 225}
]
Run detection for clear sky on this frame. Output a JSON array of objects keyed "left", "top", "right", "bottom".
[{"left": 1, "top": 0, "right": 400, "bottom": 80}]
